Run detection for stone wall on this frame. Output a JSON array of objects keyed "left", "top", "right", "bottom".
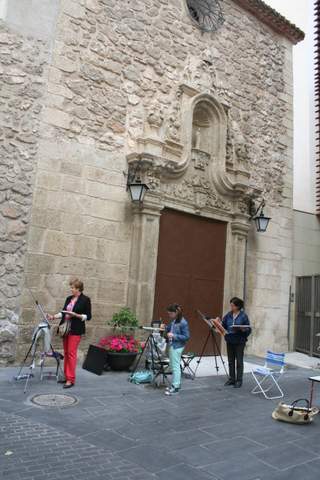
[
  {"left": 245, "top": 35, "right": 294, "bottom": 356},
  {"left": 0, "top": 0, "right": 296, "bottom": 362},
  {"left": 0, "top": 23, "right": 49, "bottom": 364},
  {"left": 0, "top": 0, "right": 59, "bottom": 364}
]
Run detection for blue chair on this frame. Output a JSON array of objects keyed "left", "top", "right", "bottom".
[{"left": 251, "top": 351, "right": 286, "bottom": 399}]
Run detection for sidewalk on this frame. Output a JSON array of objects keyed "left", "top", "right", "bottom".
[
  {"left": 181, "top": 354, "right": 262, "bottom": 377},
  {"left": 285, "top": 352, "right": 320, "bottom": 370},
  {"left": 1, "top": 358, "right": 320, "bottom": 480}
]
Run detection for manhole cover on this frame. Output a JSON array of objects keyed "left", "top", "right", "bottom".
[{"left": 31, "top": 393, "right": 78, "bottom": 407}]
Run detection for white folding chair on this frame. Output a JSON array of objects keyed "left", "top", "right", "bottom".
[{"left": 251, "top": 351, "right": 285, "bottom": 399}]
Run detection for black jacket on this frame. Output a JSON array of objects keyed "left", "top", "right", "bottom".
[{"left": 60, "top": 293, "right": 92, "bottom": 335}]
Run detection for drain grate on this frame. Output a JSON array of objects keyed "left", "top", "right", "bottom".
[{"left": 31, "top": 393, "right": 78, "bottom": 408}]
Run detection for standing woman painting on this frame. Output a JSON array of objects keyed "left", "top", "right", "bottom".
[
  {"left": 220, "top": 297, "right": 251, "bottom": 388},
  {"left": 48, "top": 278, "right": 91, "bottom": 388}
]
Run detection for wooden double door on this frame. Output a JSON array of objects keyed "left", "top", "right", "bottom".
[{"left": 153, "top": 209, "right": 227, "bottom": 354}]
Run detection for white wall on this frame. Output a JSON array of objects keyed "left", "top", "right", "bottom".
[
  {"left": 293, "top": 211, "right": 320, "bottom": 276},
  {"left": 0, "top": 0, "right": 7, "bottom": 19},
  {"left": 0, "top": 0, "right": 60, "bottom": 40},
  {"left": 264, "top": 0, "right": 315, "bottom": 213}
]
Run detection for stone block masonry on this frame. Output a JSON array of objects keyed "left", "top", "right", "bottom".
[
  {"left": 0, "top": 0, "right": 299, "bottom": 362},
  {"left": 0, "top": 23, "right": 50, "bottom": 364}
]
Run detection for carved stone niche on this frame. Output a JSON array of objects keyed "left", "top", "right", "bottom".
[
  {"left": 126, "top": 87, "right": 256, "bottom": 212},
  {"left": 182, "top": 90, "right": 252, "bottom": 204},
  {"left": 192, "top": 102, "right": 212, "bottom": 152}
]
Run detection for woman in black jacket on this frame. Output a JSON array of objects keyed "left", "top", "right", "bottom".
[
  {"left": 221, "top": 297, "right": 251, "bottom": 388},
  {"left": 49, "top": 278, "right": 91, "bottom": 388}
]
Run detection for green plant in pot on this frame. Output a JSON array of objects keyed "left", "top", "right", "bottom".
[
  {"left": 98, "top": 307, "right": 141, "bottom": 371},
  {"left": 109, "top": 307, "right": 139, "bottom": 332}
]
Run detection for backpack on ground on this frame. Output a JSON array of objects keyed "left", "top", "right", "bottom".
[{"left": 128, "top": 370, "right": 154, "bottom": 384}]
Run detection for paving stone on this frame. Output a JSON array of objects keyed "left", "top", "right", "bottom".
[
  {"left": 115, "top": 420, "right": 176, "bottom": 441},
  {"left": 200, "top": 452, "right": 278, "bottom": 480},
  {"left": 82, "top": 429, "right": 137, "bottom": 451},
  {"left": 260, "top": 463, "right": 320, "bottom": 480},
  {"left": 117, "top": 444, "right": 181, "bottom": 473},
  {"left": 173, "top": 445, "right": 217, "bottom": 467},
  {"left": 253, "top": 443, "right": 318, "bottom": 470},
  {"left": 291, "top": 431, "right": 320, "bottom": 454},
  {"left": 145, "top": 428, "right": 216, "bottom": 449},
  {"left": 201, "top": 420, "right": 245, "bottom": 440},
  {"left": 239, "top": 424, "right": 303, "bottom": 447},
  {"left": 155, "top": 463, "right": 217, "bottom": 480},
  {"left": 1, "top": 367, "right": 320, "bottom": 480}
]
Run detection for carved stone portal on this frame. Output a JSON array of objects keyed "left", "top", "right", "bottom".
[{"left": 126, "top": 87, "right": 260, "bottom": 321}]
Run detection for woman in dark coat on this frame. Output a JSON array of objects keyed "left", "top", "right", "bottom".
[{"left": 221, "top": 297, "right": 251, "bottom": 388}]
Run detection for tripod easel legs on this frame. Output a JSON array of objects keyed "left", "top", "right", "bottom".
[
  {"left": 15, "top": 338, "right": 63, "bottom": 393},
  {"left": 194, "top": 329, "right": 228, "bottom": 378},
  {"left": 131, "top": 334, "right": 170, "bottom": 387}
]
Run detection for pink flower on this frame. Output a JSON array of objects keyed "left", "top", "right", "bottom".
[{"left": 98, "top": 335, "right": 142, "bottom": 353}]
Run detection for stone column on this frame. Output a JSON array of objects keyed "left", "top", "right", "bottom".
[
  {"left": 230, "top": 221, "right": 250, "bottom": 300},
  {"left": 127, "top": 197, "right": 163, "bottom": 324}
]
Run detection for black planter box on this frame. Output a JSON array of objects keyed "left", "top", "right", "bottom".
[
  {"left": 82, "top": 345, "right": 108, "bottom": 375},
  {"left": 107, "top": 352, "right": 138, "bottom": 371}
]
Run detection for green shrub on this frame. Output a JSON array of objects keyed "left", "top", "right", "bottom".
[{"left": 108, "top": 307, "right": 138, "bottom": 332}]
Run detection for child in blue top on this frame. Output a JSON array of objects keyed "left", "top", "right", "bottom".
[{"left": 161, "top": 303, "right": 190, "bottom": 396}]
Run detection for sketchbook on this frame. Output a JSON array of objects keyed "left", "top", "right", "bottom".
[{"left": 231, "top": 325, "right": 251, "bottom": 328}]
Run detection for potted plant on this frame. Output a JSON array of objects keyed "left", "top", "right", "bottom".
[{"left": 98, "top": 307, "right": 141, "bottom": 371}]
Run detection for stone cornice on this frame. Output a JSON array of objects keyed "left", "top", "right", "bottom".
[
  {"left": 231, "top": 220, "right": 250, "bottom": 238},
  {"left": 131, "top": 197, "right": 163, "bottom": 216},
  {"left": 233, "top": 0, "right": 305, "bottom": 44},
  {"left": 127, "top": 152, "right": 188, "bottom": 178}
]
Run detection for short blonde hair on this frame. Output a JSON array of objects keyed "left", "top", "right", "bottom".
[{"left": 69, "top": 278, "right": 84, "bottom": 292}]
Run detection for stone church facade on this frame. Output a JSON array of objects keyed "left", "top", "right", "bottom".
[{"left": 0, "top": 0, "right": 304, "bottom": 364}]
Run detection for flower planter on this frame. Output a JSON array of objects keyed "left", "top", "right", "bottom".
[{"left": 106, "top": 351, "right": 138, "bottom": 371}]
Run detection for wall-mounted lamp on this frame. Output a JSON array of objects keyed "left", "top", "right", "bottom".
[
  {"left": 249, "top": 199, "right": 271, "bottom": 233},
  {"left": 125, "top": 161, "right": 149, "bottom": 204},
  {"left": 127, "top": 178, "right": 149, "bottom": 203}
]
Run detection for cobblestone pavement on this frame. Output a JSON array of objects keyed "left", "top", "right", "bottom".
[{"left": 1, "top": 360, "right": 320, "bottom": 480}]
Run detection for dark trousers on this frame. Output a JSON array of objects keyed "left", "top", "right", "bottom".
[{"left": 226, "top": 342, "right": 245, "bottom": 383}]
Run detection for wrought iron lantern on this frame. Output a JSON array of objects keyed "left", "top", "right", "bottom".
[
  {"left": 126, "top": 159, "right": 149, "bottom": 204},
  {"left": 127, "top": 177, "right": 149, "bottom": 203},
  {"left": 249, "top": 199, "right": 271, "bottom": 233}
]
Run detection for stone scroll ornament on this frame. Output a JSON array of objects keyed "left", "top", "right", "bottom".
[{"left": 186, "top": 0, "right": 225, "bottom": 32}]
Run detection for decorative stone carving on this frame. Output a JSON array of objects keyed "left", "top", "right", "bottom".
[
  {"left": 231, "top": 120, "right": 250, "bottom": 170},
  {"left": 226, "top": 124, "right": 234, "bottom": 170},
  {"left": 191, "top": 149, "right": 210, "bottom": 171},
  {"left": 235, "top": 197, "right": 250, "bottom": 215},
  {"left": 161, "top": 174, "right": 232, "bottom": 212},
  {"left": 182, "top": 51, "right": 217, "bottom": 92},
  {"left": 147, "top": 106, "right": 163, "bottom": 129},
  {"left": 145, "top": 171, "right": 161, "bottom": 191},
  {"left": 166, "top": 89, "right": 182, "bottom": 143},
  {"left": 127, "top": 88, "right": 255, "bottom": 221}
]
